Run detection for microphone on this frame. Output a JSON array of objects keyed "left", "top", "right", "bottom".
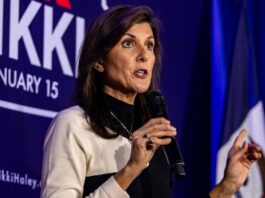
[{"left": 145, "top": 90, "right": 186, "bottom": 179}]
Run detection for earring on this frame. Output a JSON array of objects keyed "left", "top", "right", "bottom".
[
  {"left": 93, "top": 63, "right": 104, "bottom": 72},
  {"left": 93, "top": 64, "right": 99, "bottom": 70}
]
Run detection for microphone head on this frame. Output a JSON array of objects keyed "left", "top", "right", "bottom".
[{"left": 145, "top": 90, "right": 168, "bottom": 119}]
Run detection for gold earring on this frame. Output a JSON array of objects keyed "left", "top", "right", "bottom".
[
  {"left": 93, "top": 65, "right": 99, "bottom": 70},
  {"left": 94, "top": 63, "right": 104, "bottom": 72}
]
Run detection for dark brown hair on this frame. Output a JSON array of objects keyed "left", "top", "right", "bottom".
[{"left": 76, "top": 5, "right": 162, "bottom": 138}]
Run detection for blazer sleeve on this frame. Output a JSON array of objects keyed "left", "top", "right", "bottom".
[{"left": 40, "top": 109, "right": 129, "bottom": 198}]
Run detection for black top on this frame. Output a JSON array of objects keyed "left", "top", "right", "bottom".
[
  {"left": 104, "top": 93, "right": 135, "bottom": 140},
  {"left": 83, "top": 93, "right": 172, "bottom": 198}
]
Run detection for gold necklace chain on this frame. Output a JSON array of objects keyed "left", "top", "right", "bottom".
[{"left": 109, "top": 111, "right": 133, "bottom": 140}]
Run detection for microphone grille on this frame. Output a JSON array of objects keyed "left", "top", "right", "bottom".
[{"left": 145, "top": 90, "right": 168, "bottom": 119}]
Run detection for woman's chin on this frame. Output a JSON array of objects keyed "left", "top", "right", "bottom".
[{"left": 134, "top": 86, "right": 150, "bottom": 94}]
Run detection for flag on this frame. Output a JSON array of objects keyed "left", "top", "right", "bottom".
[{"left": 211, "top": 2, "right": 265, "bottom": 197}]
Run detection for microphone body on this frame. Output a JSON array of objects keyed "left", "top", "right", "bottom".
[{"left": 145, "top": 90, "right": 186, "bottom": 179}]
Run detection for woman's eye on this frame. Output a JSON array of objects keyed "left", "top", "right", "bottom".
[
  {"left": 122, "top": 40, "right": 134, "bottom": 48},
  {"left": 146, "top": 42, "right": 154, "bottom": 51}
]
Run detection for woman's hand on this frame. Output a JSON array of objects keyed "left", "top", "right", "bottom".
[
  {"left": 210, "top": 129, "right": 262, "bottom": 198},
  {"left": 114, "top": 117, "right": 176, "bottom": 190},
  {"left": 128, "top": 117, "right": 176, "bottom": 172}
]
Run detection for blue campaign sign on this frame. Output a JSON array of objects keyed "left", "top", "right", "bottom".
[
  {"left": 0, "top": 0, "right": 93, "bottom": 112},
  {"left": 0, "top": 0, "right": 106, "bottom": 196}
]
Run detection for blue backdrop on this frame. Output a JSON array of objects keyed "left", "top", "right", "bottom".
[{"left": 0, "top": 0, "right": 264, "bottom": 197}]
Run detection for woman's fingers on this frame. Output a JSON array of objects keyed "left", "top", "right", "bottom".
[
  {"left": 129, "top": 117, "right": 177, "bottom": 168},
  {"left": 133, "top": 131, "right": 174, "bottom": 147},
  {"left": 230, "top": 135, "right": 262, "bottom": 164},
  {"left": 132, "top": 131, "right": 176, "bottom": 147},
  {"left": 133, "top": 119, "right": 176, "bottom": 139},
  {"left": 248, "top": 143, "right": 261, "bottom": 152},
  {"left": 150, "top": 136, "right": 172, "bottom": 145},
  {"left": 246, "top": 143, "right": 262, "bottom": 161},
  {"left": 231, "top": 129, "right": 247, "bottom": 150},
  {"left": 232, "top": 141, "right": 248, "bottom": 160},
  {"left": 247, "top": 151, "right": 262, "bottom": 161},
  {"left": 131, "top": 117, "right": 176, "bottom": 153},
  {"left": 228, "top": 129, "right": 248, "bottom": 156},
  {"left": 133, "top": 128, "right": 176, "bottom": 139},
  {"left": 147, "top": 124, "right": 176, "bottom": 135},
  {"left": 141, "top": 117, "right": 170, "bottom": 128},
  {"left": 230, "top": 130, "right": 262, "bottom": 161}
]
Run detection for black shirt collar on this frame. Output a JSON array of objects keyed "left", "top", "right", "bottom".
[{"left": 103, "top": 93, "right": 134, "bottom": 139}]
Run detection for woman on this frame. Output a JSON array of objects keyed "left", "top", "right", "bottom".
[{"left": 41, "top": 5, "right": 261, "bottom": 198}]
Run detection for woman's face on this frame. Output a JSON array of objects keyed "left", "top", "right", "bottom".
[{"left": 101, "top": 22, "right": 156, "bottom": 103}]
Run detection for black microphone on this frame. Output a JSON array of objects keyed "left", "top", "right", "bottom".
[{"left": 145, "top": 90, "right": 186, "bottom": 179}]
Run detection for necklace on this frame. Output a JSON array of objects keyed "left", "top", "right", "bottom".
[{"left": 109, "top": 111, "right": 133, "bottom": 140}]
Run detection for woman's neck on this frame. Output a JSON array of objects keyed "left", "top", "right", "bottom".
[
  {"left": 103, "top": 92, "right": 134, "bottom": 138},
  {"left": 103, "top": 85, "right": 137, "bottom": 105}
]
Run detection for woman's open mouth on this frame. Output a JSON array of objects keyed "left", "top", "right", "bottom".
[{"left": 134, "top": 69, "right": 148, "bottom": 78}]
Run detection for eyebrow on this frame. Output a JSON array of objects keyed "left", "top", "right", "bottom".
[{"left": 124, "top": 33, "right": 154, "bottom": 40}]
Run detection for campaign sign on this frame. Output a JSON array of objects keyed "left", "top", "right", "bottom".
[{"left": 0, "top": 0, "right": 108, "bottom": 196}]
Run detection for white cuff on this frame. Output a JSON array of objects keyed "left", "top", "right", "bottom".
[{"left": 101, "top": 176, "right": 129, "bottom": 198}]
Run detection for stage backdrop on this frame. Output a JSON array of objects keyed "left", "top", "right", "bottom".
[
  {"left": 0, "top": 0, "right": 264, "bottom": 197},
  {"left": 211, "top": 1, "right": 265, "bottom": 197}
]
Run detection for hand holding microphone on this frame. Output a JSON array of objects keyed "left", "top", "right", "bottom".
[{"left": 145, "top": 90, "right": 186, "bottom": 179}]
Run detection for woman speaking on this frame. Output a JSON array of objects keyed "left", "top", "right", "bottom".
[{"left": 41, "top": 5, "right": 261, "bottom": 198}]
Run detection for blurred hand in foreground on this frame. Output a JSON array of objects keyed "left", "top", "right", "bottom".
[{"left": 210, "top": 129, "right": 262, "bottom": 198}]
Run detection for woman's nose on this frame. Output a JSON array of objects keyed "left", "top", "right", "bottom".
[{"left": 136, "top": 46, "right": 148, "bottom": 62}]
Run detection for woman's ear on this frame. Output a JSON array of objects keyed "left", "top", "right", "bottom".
[{"left": 93, "top": 59, "right": 104, "bottom": 72}]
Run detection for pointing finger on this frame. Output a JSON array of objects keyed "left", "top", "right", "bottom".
[{"left": 232, "top": 129, "right": 247, "bottom": 150}]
